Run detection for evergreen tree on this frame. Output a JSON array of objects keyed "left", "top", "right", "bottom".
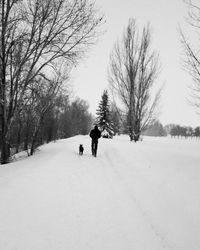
[{"left": 96, "top": 90, "right": 114, "bottom": 138}]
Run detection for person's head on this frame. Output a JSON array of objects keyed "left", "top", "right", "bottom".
[{"left": 94, "top": 125, "right": 98, "bottom": 130}]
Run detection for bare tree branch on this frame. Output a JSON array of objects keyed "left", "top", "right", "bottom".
[{"left": 181, "top": 0, "right": 200, "bottom": 115}]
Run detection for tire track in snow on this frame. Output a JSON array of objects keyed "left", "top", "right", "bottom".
[{"left": 99, "top": 144, "right": 173, "bottom": 250}]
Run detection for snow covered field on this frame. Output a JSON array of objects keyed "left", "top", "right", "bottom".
[{"left": 0, "top": 135, "right": 200, "bottom": 250}]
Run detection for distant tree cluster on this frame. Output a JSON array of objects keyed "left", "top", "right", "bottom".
[
  {"left": 59, "top": 97, "right": 93, "bottom": 139},
  {"left": 143, "top": 121, "right": 167, "bottom": 137},
  {"left": 166, "top": 124, "right": 200, "bottom": 139}
]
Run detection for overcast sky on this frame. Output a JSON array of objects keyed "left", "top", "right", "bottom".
[{"left": 71, "top": 0, "right": 200, "bottom": 127}]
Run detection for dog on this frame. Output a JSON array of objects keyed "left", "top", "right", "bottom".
[{"left": 79, "top": 144, "right": 84, "bottom": 155}]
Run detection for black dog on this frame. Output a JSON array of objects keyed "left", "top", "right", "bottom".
[{"left": 79, "top": 144, "right": 84, "bottom": 155}]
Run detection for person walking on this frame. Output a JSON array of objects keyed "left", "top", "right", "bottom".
[{"left": 89, "top": 125, "right": 101, "bottom": 157}]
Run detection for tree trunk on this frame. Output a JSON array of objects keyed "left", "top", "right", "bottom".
[
  {"left": 129, "top": 129, "right": 134, "bottom": 141},
  {"left": 30, "top": 125, "right": 41, "bottom": 155},
  {"left": 133, "top": 120, "right": 140, "bottom": 142},
  {"left": 0, "top": 108, "right": 10, "bottom": 164},
  {"left": 30, "top": 132, "right": 38, "bottom": 156},
  {"left": 1, "top": 123, "right": 10, "bottom": 164},
  {"left": 133, "top": 134, "right": 139, "bottom": 142},
  {"left": 16, "top": 120, "right": 22, "bottom": 153}
]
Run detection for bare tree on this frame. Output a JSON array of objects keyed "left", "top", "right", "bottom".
[
  {"left": 108, "top": 19, "right": 161, "bottom": 142},
  {"left": 29, "top": 77, "right": 62, "bottom": 155},
  {"left": 180, "top": 0, "right": 200, "bottom": 114},
  {"left": 0, "top": 0, "right": 103, "bottom": 163}
]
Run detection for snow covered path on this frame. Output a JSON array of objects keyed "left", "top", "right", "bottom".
[{"left": 0, "top": 135, "right": 200, "bottom": 250}]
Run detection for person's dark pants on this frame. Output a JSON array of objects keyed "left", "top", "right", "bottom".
[{"left": 91, "top": 139, "right": 98, "bottom": 156}]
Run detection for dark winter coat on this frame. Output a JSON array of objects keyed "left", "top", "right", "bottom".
[{"left": 89, "top": 126, "right": 101, "bottom": 140}]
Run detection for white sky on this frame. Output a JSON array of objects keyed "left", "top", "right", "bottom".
[{"left": 71, "top": 0, "right": 200, "bottom": 127}]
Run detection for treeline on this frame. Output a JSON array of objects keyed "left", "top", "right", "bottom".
[
  {"left": 143, "top": 122, "right": 200, "bottom": 139},
  {"left": 6, "top": 90, "right": 93, "bottom": 159},
  {"left": 143, "top": 121, "right": 167, "bottom": 137},
  {"left": 165, "top": 124, "right": 200, "bottom": 139}
]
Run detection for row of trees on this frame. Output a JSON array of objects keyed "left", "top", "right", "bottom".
[
  {"left": 142, "top": 122, "right": 200, "bottom": 138},
  {"left": 143, "top": 121, "right": 167, "bottom": 137},
  {"left": 165, "top": 124, "right": 200, "bottom": 138},
  {"left": 7, "top": 90, "right": 93, "bottom": 159},
  {"left": 0, "top": 0, "right": 103, "bottom": 164},
  {"left": 143, "top": 122, "right": 200, "bottom": 138}
]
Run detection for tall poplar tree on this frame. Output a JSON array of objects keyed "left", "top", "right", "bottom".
[{"left": 108, "top": 19, "right": 161, "bottom": 142}]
